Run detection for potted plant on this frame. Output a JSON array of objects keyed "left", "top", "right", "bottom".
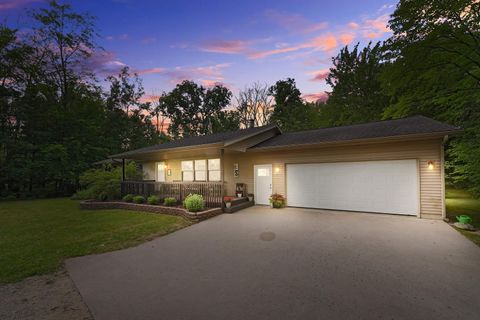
[
  {"left": 224, "top": 196, "right": 233, "bottom": 208},
  {"left": 236, "top": 192, "right": 242, "bottom": 198},
  {"left": 247, "top": 193, "right": 254, "bottom": 202},
  {"left": 269, "top": 193, "right": 285, "bottom": 209}
]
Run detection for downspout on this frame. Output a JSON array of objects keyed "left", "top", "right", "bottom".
[
  {"left": 441, "top": 135, "right": 448, "bottom": 220},
  {"left": 220, "top": 149, "right": 225, "bottom": 210}
]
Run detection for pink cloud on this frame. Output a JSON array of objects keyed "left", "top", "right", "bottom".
[
  {"left": 138, "top": 94, "right": 161, "bottom": 104},
  {"left": 308, "top": 68, "right": 330, "bottom": 82},
  {"left": 202, "top": 79, "right": 223, "bottom": 87},
  {"left": 265, "top": 10, "right": 328, "bottom": 34},
  {"left": 163, "top": 63, "right": 230, "bottom": 85},
  {"left": 364, "top": 14, "right": 390, "bottom": 33},
  {"left": 303, "top": 92, "right": 329, "bottom": 103},
  {"left": 339, "top": 32, "right": 355, "bottom": 45},
  {"left": 136, "top": 67, "right": 165, "bottom": 75},
  {"left": 348, "top": 22, "right": 359, "bottom": 29},
  {"left": 200, "top": 40, "right": 249, "bottom": 54},
  {"left": 249, "top": 33, "right": 338, "bottom": 59},
  {"left": 0, "top": 0, "right": 40, "bottom": 10}
]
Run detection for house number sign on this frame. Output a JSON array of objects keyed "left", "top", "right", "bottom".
[{"left": 234, "top": 163, "right": 239, "bottom": 178}]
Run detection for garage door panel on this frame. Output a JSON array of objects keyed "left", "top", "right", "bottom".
[{"left": 286, "top": 160, "right": 419, "bottom": 215}]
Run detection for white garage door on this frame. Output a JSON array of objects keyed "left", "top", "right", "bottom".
[{"left": 286, "top": 160, "right": 419, "bottom": 215}]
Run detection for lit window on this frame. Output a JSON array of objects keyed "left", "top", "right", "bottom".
[
  {"left": 257, "top": 168, "right": 269, "bottom": 176},
  {"left": 195, "top": 160, "right": 207, "bottom": 181},
  {"left": 208, "top": 159, "right": 221, "bottom": 181},
  {"left": 181, "top": 161, "right": 194, "bottom": 181}
]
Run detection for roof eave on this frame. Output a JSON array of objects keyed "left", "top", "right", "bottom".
[
  {"left": 247, "top": 130, "right": 463, "bottom": 152},
  {"left": 222, "top": 125, "right": 280, "bottom": 147},
  {"left": 109, "top": 142, "right": 224, "bottom": 159}
]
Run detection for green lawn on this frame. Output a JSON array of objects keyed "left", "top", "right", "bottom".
[
  {"left": 0, "top": 198, "right": 190, "bottom": 283},
  {"left": 446, "top": 188, "right": 480, "bottom": 246}
]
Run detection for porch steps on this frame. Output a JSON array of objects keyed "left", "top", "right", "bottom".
[{"left": 224, "top": 197, "right": 254, "bottom": 213}]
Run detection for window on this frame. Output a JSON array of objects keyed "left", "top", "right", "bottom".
[
  {"left": 257, "top": 168, "right": 269, "bottom": 176},
  {"left": 181, "top": 161, "right": 194, "bottom": 181},
  {"left": 181, "top": 158, "right": 221, "bottom": 181},
  {"left": 157, "top": 162, "right": 165, "bottom": 182},
  {"left": 195, "top": 160, "right": 207, "bottom": 181},
  {"left": 208, "top": 159, "right": 221, "bottom": 181}
]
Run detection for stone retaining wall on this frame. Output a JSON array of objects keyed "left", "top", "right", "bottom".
[{"left": 79, "top": 200, "right": 222, "bottom": 222}]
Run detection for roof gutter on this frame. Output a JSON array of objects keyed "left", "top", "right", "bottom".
[{"left": 109, "top": 142, "right": 224, "bottom": 159}]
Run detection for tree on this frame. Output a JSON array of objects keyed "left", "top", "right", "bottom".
[
  {"left": 268, "top": 78, "right": 321, "bottom": 132},
  {"left": 236, "top": 83, "right": 272, "bottom": 127},
  {"left": 383, "top": 0, "right": 480, "bottom": 195},
  {"left": 30, "top": 0, "right": 97, "bottom": 109},
  {"left": 159, "top": 80, "right": 232, "bottom": 137},
  {"left": 323, "top": 42, "right": 389, "bottom": 126}
]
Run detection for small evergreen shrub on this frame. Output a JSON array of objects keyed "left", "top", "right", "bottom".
[
  {"left": 147, "top": 195, "right": 159, "bottom": 205},
  {"left": 183, "top": 194, "right": 204, "bottom": 212},
  {"left": 163, "top": 197, "right": 177, "bottom": 206},
  {"left": 122, "top": 194, "right": 134, "bottom": 202},
  {"left": 132, "top": 195, "right": 145, "bottom": 204}
]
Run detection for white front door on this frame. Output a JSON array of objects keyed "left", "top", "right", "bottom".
[
  {"left": 157, "top": 162, "right": 165, "bottom": 182},
  {"left": 254, "top": 164, "right": 272, "bottom": 205}
]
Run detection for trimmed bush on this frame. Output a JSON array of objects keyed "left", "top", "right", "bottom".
[
  {"left": 122, "top": 194, "right": 134, "bottom": 202},
  {"left": 147, "top": 195, "right": 159, "bottom": 205},
  {"left": 132, "top": 195, "right": 145, "bottom": 204},
  {"left": 183, "top": 194, "right": 204, "bottom": 212},
  {"left": 163, "top": 197, "right": 177, "bottom": 206}
]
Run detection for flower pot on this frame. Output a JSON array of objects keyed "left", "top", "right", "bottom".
[
  {"left": 225, "top": 202, "right": 231, "bottom": 208},
  {"left": 237, "top": 193, "right": 242, "bottom": 198},
  {"left": 248, "top": 196, "right": 253, "bottom": 202}
]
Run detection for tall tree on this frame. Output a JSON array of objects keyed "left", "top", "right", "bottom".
[
  {"left": 159, "top": 80, "right": 232, "bottom": 137},
  {"left": 30, "top": 0, "right": 97, "bottom": 109},
  {"left": 323, "top": 42, "right": 389, "bottom": 126},
  {"left": 383, "top": 0, "right": 480, "bottom": 195},
  {"left": 268, "top": 78, "right": 321, "bottom": 132},
  {"left": 236, "top": 82, "right": 272, "bottom": 127}
]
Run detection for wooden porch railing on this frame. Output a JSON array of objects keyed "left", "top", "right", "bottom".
[{"left": 121, "top": 181, "right": 224, "bottom": 208}]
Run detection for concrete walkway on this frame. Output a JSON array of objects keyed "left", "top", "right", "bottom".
[{"left": 66, "top": 207, "right": 480, "bottom": 320}]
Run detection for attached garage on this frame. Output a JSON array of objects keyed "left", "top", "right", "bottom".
[{"left": 286, "top": 160, "right": 420, "bottom": 216}]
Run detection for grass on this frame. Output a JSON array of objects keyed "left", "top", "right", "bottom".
[
  {"left": 446, "top": 188, "right": 480, "bottom": 247},
  {"left": 0, "top": 198, "right": 190, "bottom": 283}
]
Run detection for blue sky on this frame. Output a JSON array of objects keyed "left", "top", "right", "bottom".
[{"left": 1, "top": 0, "right": 395, "bottom": 102}]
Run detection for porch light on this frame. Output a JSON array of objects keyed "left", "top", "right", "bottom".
[
  {"left": 427, "top": 161, "right": 435, "bottom": 170},
  {"left": 275, "top": 167, "right": 280, "bottom": 173}
]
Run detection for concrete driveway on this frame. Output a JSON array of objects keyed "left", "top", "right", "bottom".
[{"left": 66, "top": 207, "right": 480, "bottom": 320}]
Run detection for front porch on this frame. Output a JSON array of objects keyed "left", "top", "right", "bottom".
[{"left": 121, "top": 181, "right": 224, "bottom": 208}]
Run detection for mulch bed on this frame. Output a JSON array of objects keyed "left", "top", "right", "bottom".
[{"left": 79, "top": 200, "right": 222, "bottom": 222}]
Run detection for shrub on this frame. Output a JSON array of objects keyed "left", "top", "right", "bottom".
[
  {"left": 147, "top": 195, "right": 159, "bottom": 205},
  {"left": 132, "top": 195, "right": 145, "bottom": 204},
  {"left": 72, "top": 161, "right": 142, "bottom": 201},
  {"left": 269, "top": 193, "right": 285, "bottom": 208},
  {"left": 122, "top": 194, "right": 134, "bottom": 202},
  {"left": 184, "top": 193, "right": 204, "bottom": 212},
  {"left": 97, "top": 192, "right": 108, "bottom": 202},
  {"left": 163, "top": 197, "right": 177, "bottom": 206}
]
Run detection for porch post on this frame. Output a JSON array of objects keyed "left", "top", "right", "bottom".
[
  {"left": 220, "top": 149, "right": 225, "bottom": 209},
  {"left": 122, "top": 158, "right": 126, "bottom": 181}
]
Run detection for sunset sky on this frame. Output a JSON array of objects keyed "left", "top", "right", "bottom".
[{"left": 1, "top": 0, "right": 395, "bottom": 102}]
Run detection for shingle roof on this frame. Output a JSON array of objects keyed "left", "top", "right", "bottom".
[
  {"left": 251, "top": 116, "right": 461, "bottom": 149},
  {"left": 110, "top": 124, "right": 278, "bottom": 158}
]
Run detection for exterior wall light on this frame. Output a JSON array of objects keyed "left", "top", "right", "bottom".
[
  {"left": 275, "top": 167, "right": 281, "bottom": 173},
  {"left": 427, "top": 160, "right": 435, "bottom": 170}
]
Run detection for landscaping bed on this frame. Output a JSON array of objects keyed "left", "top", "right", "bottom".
[{"left": 80, "top": 200, "right": 223, "bottom": 222}]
